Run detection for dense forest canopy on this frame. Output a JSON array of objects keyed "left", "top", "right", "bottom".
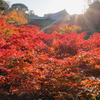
[{"left": 0, "top": 1, "right": 100, "bottom": 100}]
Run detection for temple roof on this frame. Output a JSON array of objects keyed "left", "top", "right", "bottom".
[{"left": 30, "top": 9, "right": 69, "bottom": 20}]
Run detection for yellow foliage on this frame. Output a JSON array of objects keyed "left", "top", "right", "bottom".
[
  {"left": 59, "top": 24, "right": 82, "bottom": 34},
  {"left": 3, "top": 10, "right": 28, "bottom": 25}
]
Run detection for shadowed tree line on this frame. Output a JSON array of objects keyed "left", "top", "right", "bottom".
[
  {"left": 0, "top": 0, "right": 29, "bottom": 13},
  {"left": 0, "top": 0, "right": 38, "bottom": 25},
  {"left": 65, "top": 1, "right": 100, "bottom": 38},
  {"left": 0, "top": 0, "right": 36, "bottom": 25}
]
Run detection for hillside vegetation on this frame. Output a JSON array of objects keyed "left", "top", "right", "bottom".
[{"left": 0, "top": 1, "right": 100, "bottom": 100}]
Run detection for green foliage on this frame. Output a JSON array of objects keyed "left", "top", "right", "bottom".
[
  {"left": 0, "top": 0, "right": 9, "bottom": 14},
  {"left": 11, "top": 3, "right": 28, "bottom": 13}
]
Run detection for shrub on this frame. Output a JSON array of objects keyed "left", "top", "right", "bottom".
[{"left": 0, "top": 18, "right": 100, "bottom": 100}]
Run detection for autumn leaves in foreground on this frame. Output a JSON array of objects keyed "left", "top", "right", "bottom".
[{"left": 0, "top": 18, "right": 100, "bottom": 100}]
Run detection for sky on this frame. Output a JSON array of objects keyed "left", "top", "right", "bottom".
[{"left": 6, "top": 0, "right": 85, "bottom": 16}]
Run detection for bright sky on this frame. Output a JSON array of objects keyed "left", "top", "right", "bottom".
[{"left": 7, "top": 0, "right": 85, "bottom": 16}]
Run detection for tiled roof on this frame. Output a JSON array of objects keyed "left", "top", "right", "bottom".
[
  {"left": 30, "top": 9, "right": 69, "bottom": 20},
  {"left": 50, "top": 9, "right": 69, "bottom": 20}
]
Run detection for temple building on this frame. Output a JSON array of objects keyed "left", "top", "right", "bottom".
[{"left": 28, "top": 9, "right": 69, "bottom": 28}]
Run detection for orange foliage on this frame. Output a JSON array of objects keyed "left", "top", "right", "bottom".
[
  {"left": 44, "top": 24, "right": 82, "bottom": 34},
  {"left": 3, "top": 10, "right": 28, "bottom": 25},
  {"left": 0, "top": 18, "right": 100, "bottom": 100}
]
